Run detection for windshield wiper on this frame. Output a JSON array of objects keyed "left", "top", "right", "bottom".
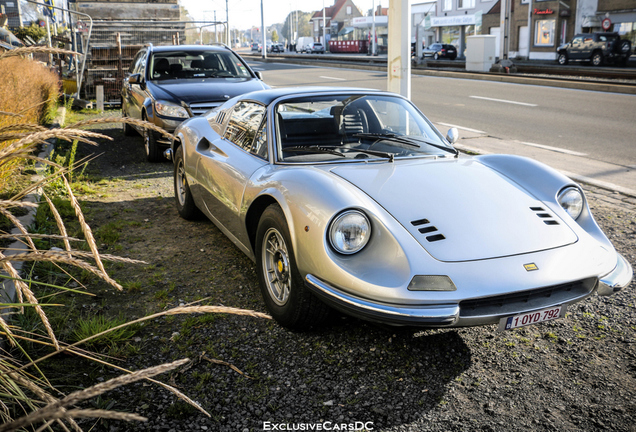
[
  {"left": 282, "top": 145, "right": 395, "bottom": 162},
  {"left": 282, "top": 146, "right": 346, "bottom": 157},
  {"left": 353, "top": 132, "right": 459, "bottom": 158}
]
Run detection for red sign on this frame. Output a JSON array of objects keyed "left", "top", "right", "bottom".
[
  {"left": 602, "top": 18, "right": 611, "bottom": 31},
  {"left": 534, "top": 8, "right": 554, "bottom": 15}
]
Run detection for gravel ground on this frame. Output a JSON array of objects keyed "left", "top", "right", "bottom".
[{"left": 33, "top": 123, "right": 636, "bottom": 432}]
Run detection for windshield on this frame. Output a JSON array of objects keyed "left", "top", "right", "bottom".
[
  {"left": 275, "top": 94, "right": 452, "bottom": 163},
  {"left": 149, "top": 50, "right": 252, "bottom": 80}
]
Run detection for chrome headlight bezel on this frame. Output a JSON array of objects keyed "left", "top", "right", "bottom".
[
  {"left": 154, "top": 100, "right": 189, "bottom": 119},
  {"left": 328, "top": 210, "right": 371, "bottom": 255},
  {"left": 557, "top": 186, "right": 584, "bottom": 220}
]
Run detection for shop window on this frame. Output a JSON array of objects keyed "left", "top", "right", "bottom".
[
  {"left": 534, "top": 19, "right": 555, "bottom": 46},
  {"left": 458, "top": 0, "right": 475, "bottom": 9},
  {"left": 347, "top": 6, "right": 352, "bottom": 15},
  {"left": 442, "top": 0, "right": 452, "bottom": 12}
]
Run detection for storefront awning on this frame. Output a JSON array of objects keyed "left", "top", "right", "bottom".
[{"left": 338, "top": 27, "right": 354, "bottom": 36}]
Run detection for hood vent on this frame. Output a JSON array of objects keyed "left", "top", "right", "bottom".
[
  {"left": 530, "top": 207, "right": 560, "bottom": 226},
  {"left": 411, "top": 218, "right": 446, "bottom": 242}
]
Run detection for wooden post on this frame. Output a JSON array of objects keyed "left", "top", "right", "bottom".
[
  {"left": 96, "top": 85, "right": 104, "bottom": 112},
  {"left": 117, "top": 33, "right": 123, "bottom": 88}
]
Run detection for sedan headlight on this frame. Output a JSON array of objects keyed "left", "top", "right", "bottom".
[
  {"left": 558, "top": 187, "right": 584, "bottom": 220},
  {"left": 329, "top": 210, "right": 371, "bottom": 255},
  {"left": 155, "top": 100, "right": 189, "bottom": 118}
]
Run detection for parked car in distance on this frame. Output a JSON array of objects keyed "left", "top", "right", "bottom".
[
  {"left": 250, "top": 42, "right": 259, "bottom": 51},
  {"left": 422, "top": 43, "right": 457, "bottom": 60},
  {"left": 296, "top": 37, "right": 314, "bottom": 53},
  {"left": 309, "top": 42, "right": 325, "bottom": 54},
  {"left": 121, "top": 44, "right": 269, "bottom": 162},
  {"left": 557, "top": 32, "right": 632, "bottom": 66},
  {"left": 269, "top": 43, "right": 284, "bottom": 53},
  {"left": 168, "top": 87, "right": 632, "bottom": 330}
]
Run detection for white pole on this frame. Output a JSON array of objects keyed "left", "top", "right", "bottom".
[
  {"left": 322, "top": 0, "right": 326, "bottom": 47},
  {"left": 371, "top": 0, "right": 376, "bottom": 55},
  {"left": 261, "top": 0, "right": 267, "bottom": 59},
  {"left": 526, "top": 0, "right": 533, "bottom": 60},
  {"left": 387, "top": 0, "right": 411, "bottom": 99}
]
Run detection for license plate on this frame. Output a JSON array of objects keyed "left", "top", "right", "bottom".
[{"left": 498, "top": 305, "right": 565, "bottom": 331}]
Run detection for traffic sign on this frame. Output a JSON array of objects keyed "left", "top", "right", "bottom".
[{"left": 602, "top": 18, "right": 611, "bottom": 31}]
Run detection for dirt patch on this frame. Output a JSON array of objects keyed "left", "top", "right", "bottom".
[{"left": 22, "top": 119, "right": 636, "bottom": 431}]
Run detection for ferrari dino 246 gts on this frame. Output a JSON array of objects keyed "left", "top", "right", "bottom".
[{"left": 166, "top": 87, "right": 632, "bottom": 330}]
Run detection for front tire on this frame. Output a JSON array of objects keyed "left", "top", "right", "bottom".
[
  {"left": 557, "top": 52, "right": 568, "bottom": 65},
  {"left": 433, "top": 53, "right": 439, "bottom": 60},
  {"left": 173, "top": 145, "right": 201, "bottom": 220},
  {"left": 255, "top": 204, "right": 330, "bottom": 329},
  {"left": 142, "top": 113, "right": 162, "bottom": 162}
]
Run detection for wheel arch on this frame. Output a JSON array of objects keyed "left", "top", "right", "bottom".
[{"left": 245, "top": 194, "right": 281, "bottom": 255}]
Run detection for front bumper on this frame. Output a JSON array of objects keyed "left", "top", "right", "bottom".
[
  {"left": 597, "top": 253, "right": 632, "bottom": 295},
  {"left": 306, "top": 274, "right": 460, "bottom": 326}
]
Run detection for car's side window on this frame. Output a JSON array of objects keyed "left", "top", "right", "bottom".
[
  {"left": 129, "top": 51, "right": 144, "bottom": 74},
  {"left": 224, "top": 102, "right": 266, "bottom": 154},
  {"left": 252, "top": 122, "right": 268, "bottom": 159}
]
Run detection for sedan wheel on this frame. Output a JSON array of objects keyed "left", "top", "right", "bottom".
[
  {"left": 142, "top": 114, "right": 162, "bottom": 162},
  {"left": 434, "top": 53, "right": 439, "bottom": 60},
  {"left": 255, "top": 204, "right": 330, "bottom": 329}
]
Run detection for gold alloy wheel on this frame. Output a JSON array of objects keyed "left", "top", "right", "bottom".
[{"left": 262, "top": 227, "right": 291, "bottom": 306}]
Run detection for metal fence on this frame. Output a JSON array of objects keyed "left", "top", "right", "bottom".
[{"left": 82, "top": 20, "right": 223, "bottom": 103}]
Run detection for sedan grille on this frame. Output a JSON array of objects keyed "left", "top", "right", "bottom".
[
  {"left": 459, "top": 277, "right": 597, "bottom": 318},
  {"left": 189, "top": 102, "right": 224, "bottom": 116}
]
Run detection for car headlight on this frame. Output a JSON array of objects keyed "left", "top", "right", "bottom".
[
  {"left": 155, "top": 100, "right": 189, "bottom": 118},
  {"left": 329, "top": 210, "right": 371, "bottom": 255},
  {"left": 558, "top": 187, "right": 583, "bottom": 220}
]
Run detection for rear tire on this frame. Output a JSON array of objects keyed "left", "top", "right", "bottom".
[
  {"left": 122, "top": 102, "right": 136, "bottom": 136},
  {"left": 173, "top": 145, "right": 202, "bottom": 220},
  {"left": 591, "top": 51, "right": 604, "bottom": 67},
  {"left": 255, "top": 204, "right": 330, "bottom": 329}
]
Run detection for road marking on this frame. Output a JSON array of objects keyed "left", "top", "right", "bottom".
[
  {"left": 320, "top": 76, "right": 346, "bottom": 81},
  {"left": 470, "top": 96, "right": 538, "bottom": 107},
  {"left": 438, "top": 122, "right": 486, "bottom": 134},
  {"left": 517, "top": 141, "right": 587, "bottom": 156}
]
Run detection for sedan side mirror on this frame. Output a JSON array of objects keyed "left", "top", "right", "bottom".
[
  {"left": 446, "top": 127, "right": 459, "bottom": 145},
  {"left": 255, "top": 71, "right": 263, "bottom": 80},
  {"left": 128, "top": 73, "right": 141, "bottom": 85}
]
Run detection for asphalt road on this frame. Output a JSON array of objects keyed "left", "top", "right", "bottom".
[{"left": 248, "top": 60, "right": 636, "bottom": 169}]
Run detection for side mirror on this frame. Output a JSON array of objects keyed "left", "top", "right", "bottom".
[
  {"left": 446, "top": 127, "right": 459, "bottom": 145},
  {"left": 255, "top": 71, "right": 263, "bottom": 80},
  {"left": 128, "top": 73, "right": 141, "bottom": 85}
]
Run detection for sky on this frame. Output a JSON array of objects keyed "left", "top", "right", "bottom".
[{"left": 179, "top": 0, "right": 377, "bottom": 30}]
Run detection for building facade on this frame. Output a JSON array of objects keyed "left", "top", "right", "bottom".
[{"left": 310, "top": 0, "right": 363, "bottom": 46}]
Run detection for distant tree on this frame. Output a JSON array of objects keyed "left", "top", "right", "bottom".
[
  {"left": 271, "top": 29, "right": 279, "bottom": 42},
  {"left": 281, "top": 11, "right": 313, "bottom": 41}
]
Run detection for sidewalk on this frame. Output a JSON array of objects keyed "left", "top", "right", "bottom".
[{"left": 439, "top": 122, "right": 636, "bottom": 199}]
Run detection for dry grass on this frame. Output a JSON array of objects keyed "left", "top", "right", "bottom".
[
  {"left": 0, "top": 54, "right": 59, "bottom": 190},
  {"left": 0, "top": 47, "right": 270, "bottom": 430}
]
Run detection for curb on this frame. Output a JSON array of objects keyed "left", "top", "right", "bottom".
[{"left": 1, "top": 107, "right": 66, "bottom": 326}]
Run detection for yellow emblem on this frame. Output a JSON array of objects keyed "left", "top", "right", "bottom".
[
  {"left": 524, "top": 263, "right": 539, "bottom": 272},
  {"left": 277, "top": 261, "right": 284, "bottom": 273}
]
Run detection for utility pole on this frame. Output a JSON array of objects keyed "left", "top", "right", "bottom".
[
  {"left": 387, "top": 0, "right": 411, "bottom": 99},
  {"left": 261, "top": 0, "right": 266, "bottom": 59},
  {"left": 226, "top": 0, "right": 230, "bottom": 46},
  {"left": 322, "top": 0, "right": 326, "bottom": 47}
]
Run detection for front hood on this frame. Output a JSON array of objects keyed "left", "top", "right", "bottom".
[
  {"left": 147, "top": 78, "right": 268, "bottom": 104},
  {"left": 330, "top": 158, "right": 578, "bottom": 262}
]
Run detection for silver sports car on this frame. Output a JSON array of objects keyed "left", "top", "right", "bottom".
[{"left": 167, "top": 87, "right": 632, "bottom": 330}]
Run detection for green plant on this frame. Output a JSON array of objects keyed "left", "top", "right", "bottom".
[{"left": 72, "top": 315, "right": 138, "bottom": 349}]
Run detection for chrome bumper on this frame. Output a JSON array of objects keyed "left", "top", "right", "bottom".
[
  {"left": 597, "top": 254, "right": 633, "bottom": 296},
  {"left": 305, "top": 274, "right": 459, "bottom": 326}
]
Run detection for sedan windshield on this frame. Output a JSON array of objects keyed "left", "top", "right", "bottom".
[
  {"left": 149, "top": 50, "right": 252, "bottom": 80},
  {"left": 276, "top": 95, "right": 453, "bottom": 163}
]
